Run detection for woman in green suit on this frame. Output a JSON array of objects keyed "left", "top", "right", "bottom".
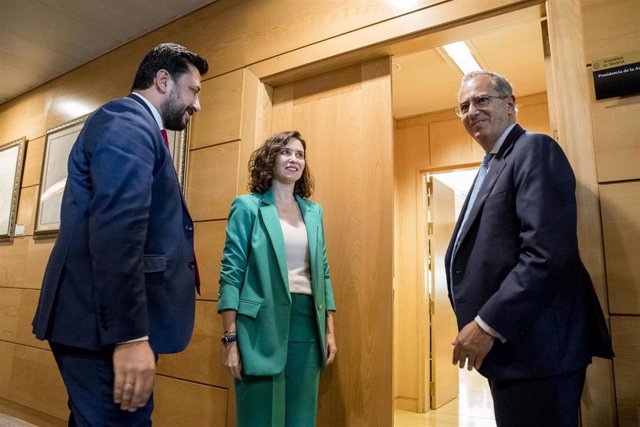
[{"left": 218, "top": 130, "right": 337, "bottom": 426}]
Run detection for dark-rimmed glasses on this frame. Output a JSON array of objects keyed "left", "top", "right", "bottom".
[{"left": 455, "top": 95, "right": 509, "bottom": 117}]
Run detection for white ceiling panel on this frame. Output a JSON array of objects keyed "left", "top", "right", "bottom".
[{"left": 392, "top": 20, "right": 547, "bottom": 118}]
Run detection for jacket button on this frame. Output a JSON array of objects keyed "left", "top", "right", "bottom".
[
  {"left": 188, "top": 261, "right": 195, "bottom": 270},
  {"left": 185, "top": 224, "right": 193, "bottom": 231},
  {"left": 317, "top": 304, "right": 323, "bottom": 310}
]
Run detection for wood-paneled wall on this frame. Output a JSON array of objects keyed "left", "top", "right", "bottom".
[
  {"left": 581, "top": 0, "right": 640, "bottom": 424},
  {"left": 0, "top": 0, "right": 628, "bottom": 425},
  {"left": 393, "top": 93, "right": 551, "bottom": 412},
  {"left": 270, "top": 57, "right": 394, "bottom": 426}
]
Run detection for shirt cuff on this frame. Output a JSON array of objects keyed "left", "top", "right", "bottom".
[
  {"left": 475, "top": 316, "right": 507, "bottom": 343},
  {"left": 117, "top": 336, "right": 149, "bottom": 345}
]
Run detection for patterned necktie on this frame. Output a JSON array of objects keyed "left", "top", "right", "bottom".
[
  {"left": 457, "top": 152, "right": 494, "bottom": 237},
  {"left": 161, "top": 128, "right": 169, "bottom": 147},
  {"left": 450, "top": 153, "right": 494, "bottom": 306}
]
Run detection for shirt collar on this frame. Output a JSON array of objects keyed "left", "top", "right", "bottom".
[
  {"left": 131, "top": 92, "right": 163, "bottom": 130},
  {"left": 488, "top": 123, "right": 517, "bottom": 154}
]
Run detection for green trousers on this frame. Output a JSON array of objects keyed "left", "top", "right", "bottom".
[{"left": 234, "top": 293, "right": 322, "bottom": 427}]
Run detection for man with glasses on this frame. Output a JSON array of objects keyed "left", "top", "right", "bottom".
[{"left": 444, "top": 70, "right": 613, "bottom": 426}]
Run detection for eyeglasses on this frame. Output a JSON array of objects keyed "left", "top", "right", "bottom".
[{"left": 455, "top": 95, "right": 509, "bottom": 117}]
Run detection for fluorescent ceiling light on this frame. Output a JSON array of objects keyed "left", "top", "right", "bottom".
[{"left": 443, "top": 41, "right": 482, "bottom": 75}]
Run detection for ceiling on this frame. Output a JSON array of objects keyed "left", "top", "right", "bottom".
[
  {"left": 392, "top": 19, "right": 547, "bottom": 118},
  {"left": 0, "top": 1, "right": 546, "bottom": 119},
  {"left": 0, "top": 0, "right": 217, "bottom": 105}
]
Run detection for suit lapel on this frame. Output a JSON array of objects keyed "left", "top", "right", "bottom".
[
  {"left": 455, "top": 124, "right": 525, "bottom": 249},
  {"left": 259, "top": 189, "right": 289, "bottom": 288}
]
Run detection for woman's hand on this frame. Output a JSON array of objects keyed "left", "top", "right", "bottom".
[
  {"left": 325, "top": 312, "right": 337, "bottom": 365},
  {"left": 325, "top": 331, "right": 337, "bottom": 365},
  {"left": 223, "top": 342, "right": 243, "bottom": 379}
]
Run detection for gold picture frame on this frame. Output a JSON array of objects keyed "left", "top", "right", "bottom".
[{"left": 0, "top": 137, "right": 27, "bottom": 242}]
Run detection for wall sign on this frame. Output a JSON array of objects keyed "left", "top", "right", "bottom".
[{"left": 590, "top": 53, "right": 640, "bottom": 100}]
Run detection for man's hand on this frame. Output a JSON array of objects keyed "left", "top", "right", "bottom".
[
  {"left": 113, "top": 341, "right": 156, "bottom": 412},
  {"left": 452, "top": 320, "right": 495, "bottom": 371}
]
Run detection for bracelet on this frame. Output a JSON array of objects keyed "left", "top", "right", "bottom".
[{"left": 220, "top": 334, "right": 238, "bottom": 346}]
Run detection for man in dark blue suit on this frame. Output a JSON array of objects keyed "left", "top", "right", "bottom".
[
  {"left": 32, "top": 43, "right": 208, "bottom": 426},
  {"left": 445, "top": 70, "right": 613, "bottom": 426}
]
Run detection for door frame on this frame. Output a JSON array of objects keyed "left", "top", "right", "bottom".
[{"left": 240, "top": 1, "right": 615, "bottom": 423}]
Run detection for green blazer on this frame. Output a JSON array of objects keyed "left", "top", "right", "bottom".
[{"left": 217, "top": 188, "right": 336, "bottom": 376}]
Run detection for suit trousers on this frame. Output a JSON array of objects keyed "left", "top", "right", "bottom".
[
  {"left": 488, "top": 367, "right": 587, "bottom": 427},
  {"left": 234, "top": 293, "right": 322, "bottom": 427},
  {"left": 50, "top": 342, "right": 154, "bottom": 427}
]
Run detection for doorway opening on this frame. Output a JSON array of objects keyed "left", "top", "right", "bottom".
[{"left": 391, "top": 5, "right": 551, "bottom": 426}]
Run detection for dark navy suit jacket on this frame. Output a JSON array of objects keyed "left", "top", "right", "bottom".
[
  {"left": 445, "top": 124, "right": 613, "bottom": 381},
  {"left": 32, "top": 95, "right": 197, "bottom": 354}
]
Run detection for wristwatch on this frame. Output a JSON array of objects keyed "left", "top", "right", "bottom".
[{"left": 221, "top": 334, "right": 237, "bottom": 345}]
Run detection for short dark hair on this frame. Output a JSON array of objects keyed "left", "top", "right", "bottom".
[
  {"left": 248, "top": 131, "right": 314, "bottom": 198},
  {"left": 131, "top": 43, "right": 208, "bottom": 91}
]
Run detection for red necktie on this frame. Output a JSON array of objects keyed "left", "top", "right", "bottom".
[{"left": 161, "top": 128, "right": 169, "bottom": 147}]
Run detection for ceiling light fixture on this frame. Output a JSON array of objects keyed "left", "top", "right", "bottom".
[{"left": 442, "top": 41, "right": 482, "bottom": 75}]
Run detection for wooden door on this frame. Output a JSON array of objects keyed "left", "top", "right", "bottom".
[
  {"left": 427, "top": 175, "right": 458, "bottom": 409},
  {"left": 271, "top": 57, "right": 394, "bottom": 426}
]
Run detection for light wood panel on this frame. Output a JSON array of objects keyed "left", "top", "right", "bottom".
[
  {"left": 393, "top": 121, "right": 430, "bottom": 412},
  {"left": 186, "top": 142, "right": 239, "bottom": 222},
  {"left": 0, "top": 236, "right": 54, "bottom": 289},
  {"left": 24, "top": 239, "right": 55, "bottom": 290},
  {"left": 271, "top": 57, "right": 394, "bottom": 426},
  {"left": 0, "top": 288, "right": 48, "bottom": 350},
  {"left": 22, "top": 137, "right": 44, "bottom": 189},
  {"left": 237, "top": 68, "right": 272, "bottom": 194},
  {"left": 152, "top": 375, "right": 227, "bottom": 427},
  {"left": 0, "top": 342, "right": 15, "bottom": 402},
  {"left": 429, "top": 115, "right": 477, "bottom": 167},
  {"left": 545, "top": 1, "right": 616, "bottom": 425},
  {"left": 582, "top": 0, "right": 640, "bottom": 183},
  {"left": 244, "top": 0, "right": 442, "bottom": 65},
  {"left": 0, "top": 341, "right": 68, "bottom": 420},
  {"left": 610, "top": 316, "right": 640, "bottom": 427},
  {"left": 516, "top": 92, "right": 551, "bottom": 134},
  {"left": 429, "top": 177, "right": 458, "bottom": 410},
  {"left": 0, "top": 89, "right": 49, "bottom": 143},
  {"left": 193, "top": 220, "right": 227, "bottom": 301},
  {"left": 590, "top": 98, "right": 640, "bottom": 182},
  {"left": 599, "top": 182, "right": 640, "bottom": 315},
  {"left": 582, "top": 0, "right": 640, "bottom": 61},
  {"left": 190, "top": 71, "right": 244, "bottom": 150},
  {"left": 15, "top": 186, "right": 37, "bottom": 237},
  {"left": 157, "top": 300, "right": 229, "bottom": 388},
  {"left": 0, "top": 238, "right": 28, "bottom": 287}
]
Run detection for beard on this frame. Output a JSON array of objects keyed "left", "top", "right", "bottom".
[{"left": 160, "top": 89, "right": 193, "bottom": 131}]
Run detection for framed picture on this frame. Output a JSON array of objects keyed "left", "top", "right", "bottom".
[
  {"left": 0, "top": 137, "right": 27, "bottom": 242},
  {"left": 34, "top": 115, "right": 88, "bottom": 239},
  {"left": 166, "top": 126, "right": 190, "bottom": 191},
  {"left": 34, "top": 114, "right": 190, "bottom": 239}
]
